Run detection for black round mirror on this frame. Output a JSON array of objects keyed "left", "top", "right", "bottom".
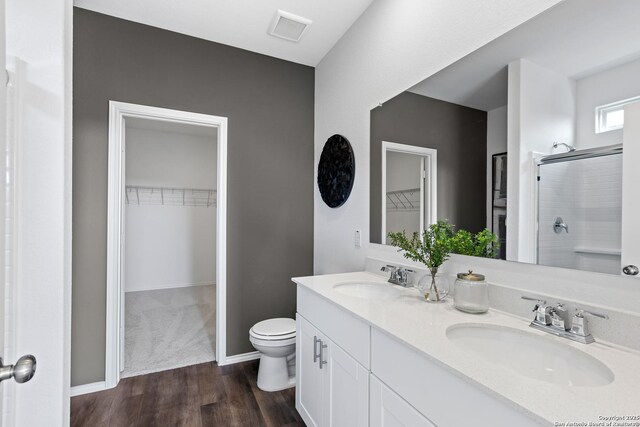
[{"left": 317, "top": 134, "right": 355, "bottom": 208}]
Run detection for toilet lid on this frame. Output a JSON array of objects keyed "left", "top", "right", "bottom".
[{"left": 251, "top": 318, "right": 296, "bottom": 337}]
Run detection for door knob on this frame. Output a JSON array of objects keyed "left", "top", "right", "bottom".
[
  {"left": 623, "top": 265, "right": 639, "bottom": 276},
  {"left": 553, "top": 217, "right": 569, "bottom": 234},
  {"left": 0, "top": 355, "right": 36, "bottom": 384}
]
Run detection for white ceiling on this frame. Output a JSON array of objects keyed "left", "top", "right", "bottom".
[
  {"left": 73, "top": 0, "right": 374, "bottom": 67},
  {"left": 408, "top": 0, "right": 640, "bottom": 111}
]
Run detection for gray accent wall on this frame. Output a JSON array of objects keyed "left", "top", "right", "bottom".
[
  {"left": 72, "top": 8, "right": 314, "bottom": 386},
  {"left": 370, "top": 91, "right": 487, "bottom": 243}
]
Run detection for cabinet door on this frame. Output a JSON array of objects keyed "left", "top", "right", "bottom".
[
  {"left": 326, "top": 341, "right": 369, "bottom": 427},
  {"left": 370, "top": 375, "right": 435, "bottom": 427},
  {"left": 296, "top": 315, "right": 324, "bottom": 427}
]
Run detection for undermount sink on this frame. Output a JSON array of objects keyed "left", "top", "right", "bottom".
[
  {"left": 333, "top": 282, "right": 401, "bottom": 299},
  {"left": 446, "top": 323, "right": 614, "bottom": 387}
]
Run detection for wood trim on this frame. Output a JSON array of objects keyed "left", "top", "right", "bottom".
[
  {"left": 219, "top": 351, "right": 261, "bottom": 366},
  {"left": 106, "top": 101, "right": 228, "bottom": 387},
  {"left": 216, "top": 113, "right": 228, "bottom": 366},
  {"left": 380, "top": 141, "right": 438, "bottom": 243},
  {"left": 70, "top": 381, "right": 108, "bottom": 397}
]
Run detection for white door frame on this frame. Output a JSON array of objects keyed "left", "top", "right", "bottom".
[
  {"left": 381, "top": 141, "right": 438, "bottom": 243},
  {"left": 622, "top": 102, "right": 640, "bottom": 278},
  {"left": 106, "top": 101, "right": 228, "bottom": 388}
]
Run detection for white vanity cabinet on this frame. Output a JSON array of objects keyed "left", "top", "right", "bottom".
[
  {"left": 370, "top": 328, "right": 541, "bottom": 427},
  {"left": 296, "top": 314, "right": 369, "bottom": 427},
  {"left": 297, "top": 315, "right": 325, "bottom": 427},
  {"left": 295, "top": 281, "right": 543, "bottom": 427},
  {"left": 370, "top": 375, "right": 435, "bottom": 427}
]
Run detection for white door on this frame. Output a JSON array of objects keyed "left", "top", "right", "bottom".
[
  {"left": 326, "top": 339, "right": 369, "bottom": 427},
  {"left": 370, "top": 375, "right": 435, "bottom": 427},
  {"left": 622, "top": 102, "right": 640, "bottom": 278},
  {"left": 3, "top": 0, "right": 72, "bottom": 425},
  {"left": 0, "top": 0, "right": 6, "bottom": 414},
  {"left": 296, "top": 315, "right": 325, "bottom": 427}
]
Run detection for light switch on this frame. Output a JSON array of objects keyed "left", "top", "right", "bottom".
[{"left": 354, "top": 229, "right": 361, "bottom": 247}]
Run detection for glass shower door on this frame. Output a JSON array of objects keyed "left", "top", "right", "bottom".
[{"left": 537, "top": 154, "right": 622, "bottom": 274}]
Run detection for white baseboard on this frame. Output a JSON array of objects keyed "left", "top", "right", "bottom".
[
  {"left": 219, "top": 351, "right": 261, "bottom": 366},
  {"left": 125, "top": 281, "right": 215, "bottom": 293},
  {"left": 70, "top": 381, "right": 108, "bottom": 397}
]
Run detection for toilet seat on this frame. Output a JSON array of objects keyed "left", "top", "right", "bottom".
[
  {"left": 250, "top": 330, "right": 296, "bottom": 341},
  {"left": 250, "top": 318, "right": 296, "bottom": 341},
  {"left": 249, "top": 335, "right": 296, "bottom": 347}
]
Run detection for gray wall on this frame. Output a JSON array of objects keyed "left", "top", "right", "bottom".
[
  {"left": 370, "top": 91, "right": 487, "bottom": 243},
  {"left": 72, "top": 8, "right": 314, "bottom": 386}
]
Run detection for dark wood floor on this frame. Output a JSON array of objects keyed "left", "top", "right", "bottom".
[{"left": 71, "top": 360, "right": 305, "bottom": 427}]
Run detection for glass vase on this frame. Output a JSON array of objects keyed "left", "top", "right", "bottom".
[{"left": 416, "top": 269, "right": 449, "bottom": 303}]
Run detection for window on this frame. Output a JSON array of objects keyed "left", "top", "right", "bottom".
[{"left": 596, "top": 96, "right": 640, "bottom": 133}]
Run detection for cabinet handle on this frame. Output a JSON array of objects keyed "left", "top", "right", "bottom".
[
  {"left": 313, "top": 336, "right": 320, "bottom": 363},
  {"left": 319, "top": 339, "right": 328, "bottom": 369}
]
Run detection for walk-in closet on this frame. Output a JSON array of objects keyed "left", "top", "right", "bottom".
[{"left": 122, "top": 118, "right": 217, "bottom": 377}]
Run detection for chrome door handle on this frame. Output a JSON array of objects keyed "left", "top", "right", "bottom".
[
  {"left": 313, "top": 336, "right": 320, "bottom": 363},
  {"left": 553, "top": 217, "right": 568, "bottom": 234},
  {"left": 319, "top": 340, "right": 327, "bottom": 369},
  {"left": 623, "top": 265, "right": 639, "bottom": 276},
  {"left": 0, "top": 355, "right": 36, "bottom": 384}
]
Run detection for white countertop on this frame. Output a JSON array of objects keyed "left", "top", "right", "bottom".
[{"left": 293, "top": 271, "right": 640, "bottom": 425}]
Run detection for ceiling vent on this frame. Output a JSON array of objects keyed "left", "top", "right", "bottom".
[{"left": 269, "top": 10, "right": 312, "bottom": 42}]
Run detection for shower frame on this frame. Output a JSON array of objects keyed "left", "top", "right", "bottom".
[{"left": 535, "top": 143, "right": 623, "bottom": 265}]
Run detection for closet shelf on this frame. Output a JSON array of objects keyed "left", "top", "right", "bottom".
[
  {"left": 386, "top": 188, "right": 421, "bottom": 212},
  {"left": 126, "top": 186, "right": 216, "bottom": 207}
]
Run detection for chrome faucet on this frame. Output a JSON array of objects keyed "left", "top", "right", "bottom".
[
  {"left": 381, "top": 265, "right": 414, "bottom": 287},
  {"left": 522, "top": 296, "right": 608, "bottom": 344},
  {"left": 550, "top": 303, "right": 571, "bottom": 331},
  {"left": 571, "top": 309, "right": 609, "bottom": 343}
]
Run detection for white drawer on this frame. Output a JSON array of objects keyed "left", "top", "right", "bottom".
[
  {"left": 371, "top": 328, "right": 543, "bottom": 427},
  {"left": 297, "top": 285, "right": 370, "bottom": 368}
]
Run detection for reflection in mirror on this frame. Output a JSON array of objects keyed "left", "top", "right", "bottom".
[
  {"left": 370, "top": 93, "right": 488, "bottom": 245},
  {"left": 370, "top": 0, "right": 640, "bottom": 277},
  {"left": 537, "top": 147, "right": 623, "bottom": 274},
  {"left": 491, "top": 153, "right": 507, "bottom": 260},
  {"left": 382, "top": 143, "right": 437, "bottom": 245}
]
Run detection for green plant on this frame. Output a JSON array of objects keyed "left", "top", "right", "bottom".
[
  {"left": 388, "top": 220, "right": 454, "bottom": 271},
  {"left": 388, "top": 220, "right": 500, "bottom": 302},
  {"left": 450, "top": 228, "right": 500, "bottom": 258},
  {"left": 388, "top": 220, "right": 455, "bottom": 301}
]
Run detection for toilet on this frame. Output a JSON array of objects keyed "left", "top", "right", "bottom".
[{"left": 249, "top": 318, "right": 296, "bottom": 392}]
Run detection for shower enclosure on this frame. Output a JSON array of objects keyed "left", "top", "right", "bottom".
[{"left": 537, "top": 145, "right": 622, "bottom": 274}]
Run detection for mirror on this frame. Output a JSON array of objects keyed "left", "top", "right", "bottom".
[
  {"left": 370, "top": 0, "right": 640, "bottom": 277},
  {"left": 381, "top": 143, "right": 437, "bottom": 245}
]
